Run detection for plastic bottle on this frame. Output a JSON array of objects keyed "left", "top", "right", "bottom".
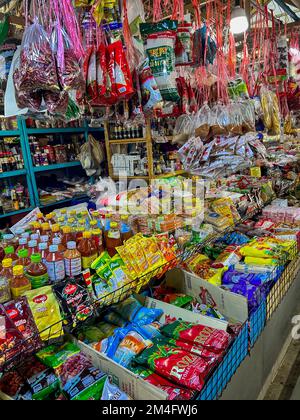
[
  {"left": 40, "top": 235, "right": 50, "bottom": 247},
  {"left": 77, "top": 231, "right": 98, "bottom": 269},
  {"left": 92, "top": 228, "right": 104, "bottom": 255},
  {"left": 17, "top": 249, "right": 31, "bottom": 268},
  {"left": 57, "top": 216, "right": 65, "bottom": 228},
  {"left": 28, "top": 240, "right": 38, "bottom": 257},
  {"left": 62, "top": 226, "right": 76, "bottom": 248},
  {"left": 26, "top": 253, "right": 49, "bottom": 289},
  {"left": 90, "top": 220, "right": 97, "bottom": 231},
  {"left": 61, "top": 209, "right": 67, "bottom": 221},
  {"left": 4, "top": 246, "right": 18, "bottom": 265},
  {"left": 46, "top": 245, "right": 65, "bottom": 283},
  {"left": 106, "top": 222, "right": 122, "bottom": 257},
  {"left": 32, "top": 223, "right": 41, "bottom": 236},
  {"left": 76, "top": 227, "right": 85, "bottom": 245},
  {"left": 15, "top": 227, "right": 25, "bottom": 241},
  {"left": 10, "top": 265, "right": 31, "bottom": 299},
  {"left": 67, "top": 218, "right": 76, "bottom": 230},
  {"left": 38, "top": 243, "right": 49, "bottom": 264},
  {"left": 0, "top": 271, "right": 11, "bottom": 303},
  {"left": 45, "top": 212, "right": 56, "bottom": 226},
  {"left": 41, "top": 222, "right": 51, "bottom": 237},
  {"left": 120, "top": 215, "right": 133, "bottom": 243},
  {"left": 51, "top": 224, "right": 62, "bottom": 242},
  {"left": 52, "top": 237, "right": 66, "bottom": 254},
  {"left": 2, "top": 234, "right": 17, "bottom": 251},
  {"left": 21, "top": 232, "right": 30, "bottom": 241},
  {"left": 64, "top": 241, "right": 82, "bottom": 278},
  {"left": 0, "top": 258, "right": 13, "bottom": 289},
  {"left": 36, "top": 212, "right": 46, "bottom": 224},
  {"left": 16, "top": 238, "right": 28, "bottom": 253},
  {"left": 31, "top": 233, "right": 40, "bottom": 243}
]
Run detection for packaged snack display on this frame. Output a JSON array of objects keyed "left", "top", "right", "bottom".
[{"left": 23, "top": 286, "right": 63, "bottom": 341}]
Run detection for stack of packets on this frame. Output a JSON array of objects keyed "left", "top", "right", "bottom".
[
  {"left": 204, "top": 197, "right": 241, "bottom": 232},
  {"left": 89, "top": 234, "right": 178, "bottom": 301},
  {"left": 0, "top": 341, "right": 129, "bottom": 401},
  {"left": 75, "top": 296, "right": 235, "bottom": 399},
  {"left": 183, "top": 230, "right": 296, "bottom": 311}
]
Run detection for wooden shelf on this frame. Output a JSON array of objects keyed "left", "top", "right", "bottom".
[
  {"left": 111, "top": 175, "right": 150, "bottom": 180},
  {"left": 108, "top": 137, "right": 147, "bottom": 144}
]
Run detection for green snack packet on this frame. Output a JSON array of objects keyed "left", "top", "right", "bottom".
[
  {"left": 64, "top": 367, "right": 107, "bottom": 400},
  {"left": 77, "top": 326, "right": 107, "bottom": 344},
  {"left": 96, "top": 322, "right": 119, "bottom": 338},
  {"left": 140, "top": 19, "right": 178, "bottom": 38},
  {"left": 91, "top": 251, "right": 111, "bottom": 271},
  {"left": 28, "top": 369, "right": 60, "bottom": 400},
  {"left": 36, "top": 342, "right": 80, "bottom": 369}
]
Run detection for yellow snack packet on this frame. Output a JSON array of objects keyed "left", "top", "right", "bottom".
[{"left": 24, "top": 286, "right": 63, "bottom": 341}]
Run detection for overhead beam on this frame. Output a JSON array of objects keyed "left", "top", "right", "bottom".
[{"left": 273, "top": 0, "right": 300, "bottom": 21}]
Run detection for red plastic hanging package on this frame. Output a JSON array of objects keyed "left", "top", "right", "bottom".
[
  {"left": 85, "top": 47, "right": 98, "bottom": 102},
  {"left": 107, "top": 40, "right": 134, "bottom": 102},
  {"left": 0, "top": 305, "right": 24, "bottom": 369}
]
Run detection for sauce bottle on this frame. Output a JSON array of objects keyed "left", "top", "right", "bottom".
[
  {"left": 10, "top": 265, "right": 31, "bottom": 299},
  {"left": 0, "top": 258, "right": 13, "bottom": 285},
  {"left": 51, "top": 224, "right": 62, "bottom": 241},
  {"left": 64, "top": 241, "right": 82, "bottom": 278},
  {"left": 4, "top": 246, "right": 18, "bottom": 265},
  {"left": 26, "top": 253, "right": 49, "bottom": 289},
  {"left": 31, "top": 233, "right": 40, "bottom": 243},
  {"left": 17, "top": 249, "right": 31, "bottom": 268},
  {"left": 16, "top": 238, "right": 28, "bottom": 253},
  {"left": 92, "top": 229, "right": 104, "bottom": 255},
  {"left": 77, "top": 231, "right": 98, "bottom": 269},
  {"left": 40, "top": 235, "right": 50, "bottom": 247},
  {"left": 67, "top": 218, "right": 76, "bottom": 230},
  {"left": 62, "top": 226, "right": 76, "bottom": 248},
  {"left": 46, "top": 245, "right": 65, "bottom": 283},
  {"left": 15, "top": 227, "right": 25, "bottom": 241},
  {"left": 120, "top": 215, "right": 133, "bottom": 243},
  {"left": 21, "top": 232, "right": 30, "bottom": 241},
  {"left": 28, "top": 240, "right": 38, "bottom": 258},
  {"left": 46, "top": 212, "right": 56, "bottom": 225},
  {"left": 0, "top": 271, "right": 11, "bottom": 303},
  {"left": 2, "top": 234, "right": 17, "bottom": 251},
  {"left": 32, "top": 223, "right": 41, "bottom": 236},
  {"left": 76, "top": 227, "right": 85, "bottom": 245},
  {"left": 41, "top": 222, "right": 51, "bottom": 237},
  {"left": 38, "top": 243, "right": 49, "bottom": 264},
  {"left": 36, "top": 212, "right": 45, "bottom": 224},
  {"left": 106, "top": 222, "right": 122, "bottom": 257},
  {"left": 52, "top": 237, "right": 66, "bottom": 254},
  {"left": 104, "top": 213, "right": 112, "bottom": 239}
]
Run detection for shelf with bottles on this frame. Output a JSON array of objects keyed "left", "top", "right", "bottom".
[
  {"left": 152, "top": 137, "right": 184, "bottom": 178},
  {"left": 0, "top": 134, "right": 25, "bottom": 174},
  {"left": 107, "top": 121, "right": 146, "bottom": 142},
  {"left": 0, "top": 178, "right": 31, "bottom": 218}
]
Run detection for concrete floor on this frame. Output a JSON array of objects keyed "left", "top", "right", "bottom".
[{"left": 264, "top": 336, "right": 300, "bottom": 400}]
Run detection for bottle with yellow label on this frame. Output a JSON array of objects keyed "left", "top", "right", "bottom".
[
  {"left": 10, "top": 265, "right": 31, "bottom": 299},
  {"left": 77, "top": 231, "right": 98, "bottom": 269}
]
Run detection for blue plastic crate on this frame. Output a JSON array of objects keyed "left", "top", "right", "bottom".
[
  {"left": 249, "top": 299, "right": 267, "bottom": 347},
  {"left": 197, "top": 322, "right": 249, "bottom": 400}
]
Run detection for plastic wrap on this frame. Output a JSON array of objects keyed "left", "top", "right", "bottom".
[{"left": 194, "top": 103, "right": 211, "bottom": 138}]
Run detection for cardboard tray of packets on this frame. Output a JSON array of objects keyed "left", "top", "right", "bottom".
[{"left": 73, "top": 292, "right": 248, "bottom": 401}]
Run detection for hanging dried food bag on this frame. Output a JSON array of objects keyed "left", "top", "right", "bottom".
[
  {"left": 210, "top": 103, "right": 230, "bottom": 137},
  {"left": 43, "top": 90, "right": 69, "bottom": 115},
  {"left": 240, "top": 101, "right": 256, "bottom": 134},
  {"left": 175, "top": 23, "right": 193, "bottom": 66},
  {"left": 14, "top": 18, "right": 59, "bottom": 94},
  {"left": 227, "top": 102, "right": 243, "bottom": 136},
  {"left": 51, "top": 25, "right": 85, "bottom": 92},
  {"left": 141, "top": 21, "right": 180, "bottom": 102},
  {"left": 193, "top": 102, "right": 211, "bottom": 138},
  {"left": 0, "top": 305, "right": 25, "bottom": 369},
  {"left": 84, "top": 47, "right": 98, "bottom": 103},
  {"left": 139, "top": 58, "right": 163, "bottom": 112},
  {"left": 107, "top": 40, "right": 134, "bottom": 103}
]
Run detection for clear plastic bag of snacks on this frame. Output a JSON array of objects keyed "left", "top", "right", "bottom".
[
  {"left": 193, "top": 102, "right": 211, "bottom": 138},
  {"left": 210, "top": 103, "right": 230, "bottom": 137}
]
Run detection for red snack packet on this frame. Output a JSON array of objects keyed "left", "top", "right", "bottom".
[
  {"left": 134, "top": 342, "right": 213, "bottom": 391},
  {"left": 160, "top": 320, "right": 230, "bottom": 354},
  {"left": 132, "top": 365, "right": 195, "bottom": 400},
  {"left": 107, "top": 40, "right": 134, "bottom": 102},
  {"left": 0, "top": 305, "right": 24, "bottom": 369},
  {"left": 4, "top": 297, "right": 42, "bottom": 354}
]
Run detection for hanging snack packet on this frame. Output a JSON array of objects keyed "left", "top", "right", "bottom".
[
  {"left": 0, "top": 305, "right": 24, "bottom": 368},
  {"left": 139, "top": 58, "right": 163, "bottom": 112},
  {"left": 84, "top": 47, "right": 98, "bottom": 102},
  {"left": 175, "top": 23, "right": 193, "bottom": 66},
  {"left": 160, "top": 321, "right": 230, "bottom": 354},
  {"left": 101, "top": 377, "right": 129, "bottom": 400},
  {"left": 23, "top": 286, "right": 63, "bottom": 341},
  {"left": 53, "top": 279, "right": 94, "bottom": 326},
  {"left": 141, "top": 20, "right": 180, "bottom": 102},
  {"left": 4, "top": 297, "right": 42, "bottom": 353},
  {"left": 134, "top": 342, "right": 212, "bottom": 391},
  {"left": 131, "top": 366, "right": 195, "bottom": 400},
  {"left": 107, "top": 40, "right": 134, "bottom": 102}
]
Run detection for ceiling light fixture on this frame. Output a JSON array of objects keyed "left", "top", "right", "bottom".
[{"left": 230, "top": 3, "right": 249, "bottom": 35}]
